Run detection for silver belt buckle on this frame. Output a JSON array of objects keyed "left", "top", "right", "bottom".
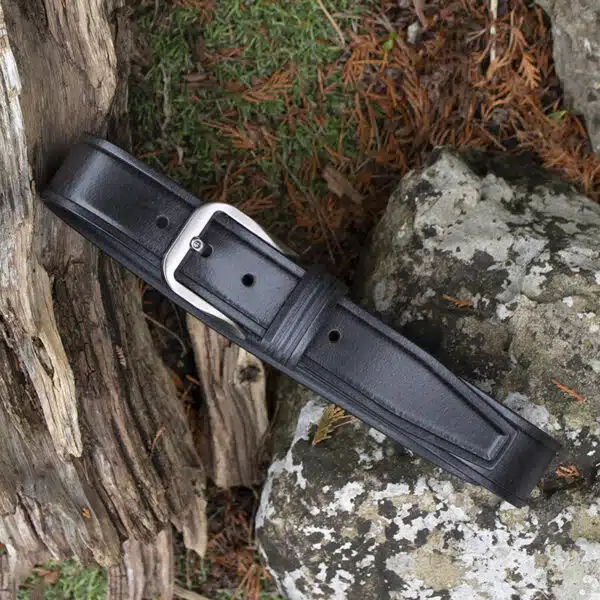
[{"left": 162, "top": 203, "right": 283, "bottom": 338}]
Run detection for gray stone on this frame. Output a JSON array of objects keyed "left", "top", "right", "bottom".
[
  {"left": 536, "top": 0, "right": 600, "bottom": 154},
  {"left": 257, "top": 150, "right": 600, "bottom": 600}
]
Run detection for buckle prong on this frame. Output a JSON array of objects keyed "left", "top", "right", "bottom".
[{"left": 189, "top": 237, "right": 205, "bottom": 253}]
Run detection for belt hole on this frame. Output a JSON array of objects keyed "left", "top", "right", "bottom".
[
  {"left": 242, "top": 273, "right": 255, "bottom": 287},
  {"left": 328, "top": 329, "right": 341, "bottom": 343},
  {"left": 155, "top": 215, "right": 169, "bottom": 229}
]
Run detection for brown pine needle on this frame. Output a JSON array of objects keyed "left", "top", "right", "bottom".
[
  {"left": 151, "top": 425, "right": 166, "bottom": 454},
  {"left": 241, "top": 71, "right": 293, "bottom": 103},
  {"left": 313, "top": 405, "right": 357, "bottom": 445},
  {"left": 315, "top": 0, "right": 346, "bottom": 47},
  {"left": 518, "top": 52, "right": 541, "bottom": 89},
  {"left": 555, "top": 464, "right": 580, "bottom": 480},
  {"left": 442, "top": 295, "right": 474, "bottom": 309},
  {"left": 551, "top": 379, "right": 585, "bottom": 403},
  {"left": 185, "top": 374, "right": 203, "bottom": 386}
]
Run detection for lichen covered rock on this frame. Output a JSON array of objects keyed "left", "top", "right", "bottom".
[
  {"left": 257, "top": 150, "right": 600, "bottom": 600},
  {"left": 536, "top": 0, "right": 600, "bottom": 154}
]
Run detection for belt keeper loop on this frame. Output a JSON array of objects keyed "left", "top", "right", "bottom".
[{"left": 261, "top": 266, "right": 347, "bottom": 367}]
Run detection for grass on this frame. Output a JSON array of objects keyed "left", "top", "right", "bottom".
[
  {"left": 131, "top": 0, "right": 362, "bottom": 173},
  {"left": 17, "top": 560, "right": 106, "bottom": 600},
  {"left": 130, "top": 0, "right": 369, "bottom": 269}
]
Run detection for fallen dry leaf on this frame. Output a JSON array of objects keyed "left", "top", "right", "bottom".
[
  {"left": 36, "top": 568, "right": 61, "bottom": 585},
  {"left": 322, "top": 165, "right": 363, "bottom": 205}
]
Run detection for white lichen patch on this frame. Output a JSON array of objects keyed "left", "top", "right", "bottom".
[
  {"left": 256, "top": 399, "right": 325, "bottom": 528},
  {"left": 496, "top": 303, "right": 514, "bottom": 321},
  {"left": 328, "top": 570, "right": 355, "bottom": 600},
  {"left": 354, "top": 429, "right": 385, "bottom": 465},
  {"left": 260, "top": 399, "right": 600, "bottom": 600},
  {"left": 558, "top": 246, "right": 599, "bottom": 272},
  {"left": 372, "top": 483, "right": 411, "bottom": 501},
  {"left": 368, "top": 428, "right": 387, "bottom": 443},
  {"left": 281, "top": 567, "right": 324, "bottom": 600},
  {"left": 357, "top": 555, "right": 375, "bottom": 569},
  {"left": 357, "top": 446, "right": 383, "bottom": 465},
  {"left": 503, "top": 392, "right": 557, "bottom": 430},
  {"left": 372, "top": 279, "right": 398, "bottom": 313},
  {"left": 327, "top": 482, "right": 365, "bottom": 514},
  {"left": 268, "top": 470, "right": 561, "bottom": 597}
]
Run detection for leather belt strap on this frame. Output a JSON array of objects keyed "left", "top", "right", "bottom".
[{"left": 42, "top": 135, "right": 560, "bottom": 506}]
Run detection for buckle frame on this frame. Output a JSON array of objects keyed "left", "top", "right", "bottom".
[{"left": 162, "top": 203, "right": 283, "bottom": 338}]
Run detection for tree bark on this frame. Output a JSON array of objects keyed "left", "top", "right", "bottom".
[{"left": 0, "top": 1, "right": 206, "bottom": 597}]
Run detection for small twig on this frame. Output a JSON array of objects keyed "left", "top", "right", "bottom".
[
  {"left": 160, "top": 64, "right": 172, "bottom": 137},
  {"left": 315, "top": 0, "right": 346, "bottom": 47},
  {"left": 173, "top": 584, "right": 211, "bottom": 600},
  {"left": 143, "top": 313, "right": 188, "bottom": 358},
  {"left": 489, "top": 0, "right": 498, "bottom": 64},
  {"left": 413, "top": 0, "right": 427, "bottom": 28},
  {"left": 151, "top": 0, "right": 160, "bottom": 27},
  {"left": 220, "top": 161, "right": 235, "bottom": 203}
]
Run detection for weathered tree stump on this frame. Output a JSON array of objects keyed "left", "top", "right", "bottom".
[
  {"left": 0, "top": 1, "right": 209, "bottom": 597},
  {"left": 187, "top": 318, "right": 268, "bottom": 489}
]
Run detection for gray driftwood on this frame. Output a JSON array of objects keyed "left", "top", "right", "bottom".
[{"left": 0, "top": 1, "right": 206, "bottom": 598}]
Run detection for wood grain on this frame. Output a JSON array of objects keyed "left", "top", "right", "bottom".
[
  {"left": 0, "top": 555, "right": 15, "bottom": 600},
  {"left": 0, "top": 1, "right": 206, "bottom": 596},
  {"left": 187, "top": 317, "right": 268, "bottom": 489}
]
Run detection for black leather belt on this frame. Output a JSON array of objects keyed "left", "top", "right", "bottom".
[{"left": 42, "top": 135, "right": 560, "bottom": 506}]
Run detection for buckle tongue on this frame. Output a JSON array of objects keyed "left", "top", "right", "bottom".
[{"left": 162, "top": 203, "right": 283, "bottom": 338}]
